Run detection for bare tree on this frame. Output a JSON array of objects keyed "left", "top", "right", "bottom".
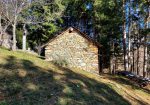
[
  {"left": 1, "top": 0, "right": 29, "bottom": 51},
  {"left": 0, "top": 1, "right": 11, "bottom": 45}
]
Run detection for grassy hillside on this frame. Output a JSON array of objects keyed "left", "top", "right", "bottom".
[{"left": 0, "top": 47, "right": 150, "bottom": 105}]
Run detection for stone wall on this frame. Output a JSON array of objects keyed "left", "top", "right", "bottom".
[{"left": 45, "top": 30, "right": 99, "bottom": 74}]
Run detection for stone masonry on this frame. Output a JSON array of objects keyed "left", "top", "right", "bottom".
[{"left": 45, "top": 27, "right": 101, "bottom": 74}]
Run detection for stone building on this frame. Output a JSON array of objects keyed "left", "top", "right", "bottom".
[{"left": 44, "top": 27, "right": 102, "bottom": 74}]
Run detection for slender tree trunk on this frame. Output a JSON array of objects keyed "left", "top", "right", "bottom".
[
  {"left": 109, "top": 40, "right": 113, "bottom": 74},
  {"left": 143, "top": 20, "right": 149, "bottom": 77},
  {"left": 136, "top": 24, "right": 140, "bottom": 75},
  {"left": 132, "top": 32, "right": 136, "bottom": 74},
  {"left": 22, "top": 23, "right": 27, "bottom": 51},
  {"left": 137, "top": 44, "right": 140, "bottom": 75},
  {"left": 37, "top": 42, "right": 41, "bottom": 55},
  {"left": 12, "top": 22, "right": 17, "bottom": 51},
  {"left": 123, "top": 0, "right": 128, "bottom": 71},
  {"left": 128, "top": 0, "right": 132, "bottom": 72},
  {"left": 98, "top": 48, "right": 103, "bottom": 73},
  {"left": 110, "top": 56, "right": 113, "bottom": 74},
  {"left": 12, "top": 14, "right": 18, "bottom": 51},
  {"left": 112, "top": 41, "right": 115, "bottom": 74},
  {"left": 132, "top": 47, "right": 135, "bottom": 73},
  {"left": 143, "top": 35, "right": 147, "bottom": 77},
  {"left": 0, "top": 15, "right": 2, "bottom": 45},
  {"left": 128, "top": 36, "right": 131, "bottom": 70}
]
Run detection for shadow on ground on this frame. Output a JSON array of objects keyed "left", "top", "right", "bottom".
[
  {"left": 106, "top": 75, "right": 150, "bottom": 95},
  {"left": 0, "top": 55, "right": 147, "bottom": 105}
]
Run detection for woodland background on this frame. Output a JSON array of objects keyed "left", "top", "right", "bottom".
[{"left": 0, "top": 0, "right": 150, "bottom": 77}]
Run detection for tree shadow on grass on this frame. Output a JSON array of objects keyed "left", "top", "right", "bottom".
[
  {"left": 106, "top": 75, "right": 150, "bottom": 95},
  {"left": 0, "top": 55, "right": 143, "bottom": 105}
]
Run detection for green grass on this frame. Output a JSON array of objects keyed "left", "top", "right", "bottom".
[{"left": 0, "top": 47, "right": 150, "bottom": 105}]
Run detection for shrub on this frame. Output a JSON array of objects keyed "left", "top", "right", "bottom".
[{"left": 52, "top": 59, "right": 68, "bottom": 67}]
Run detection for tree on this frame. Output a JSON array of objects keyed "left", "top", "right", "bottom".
[
  {"left": 142, "top": 0, "right": 149, "bottom": 77},
  {"left": 26, "top": 0, "right": 65, "bottom": 55},
  {"left": 123, "top": 0, "right": 128, "bottom": 71},
  {"left": 0, "top": 1, "right": 11, "bottom": 46},
  {"left": 127, "top": 0, "right": 149, "bottom": 77},
  {"left": 127, "top": 0, "right": 132, "bottom": 72},
  {"left": 20, "top": 0, "right": 41, "bottom": 51},
  {"left": 94, "top": 0, "right": 123, "bottom": 72},
  {"left": 1, "top": 0, "right": 29, "bottom": 51}
]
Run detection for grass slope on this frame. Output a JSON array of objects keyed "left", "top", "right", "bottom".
[{"left": 0, "top": 47, "right": 150, "bottom": 105}]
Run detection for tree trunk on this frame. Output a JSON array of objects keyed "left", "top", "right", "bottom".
[
  {"left": 132, "top": 48, "right": 135, "bottom": 74},
  {"left": 136, "top": 25, "right": 140, "bottom": 75},
  {"left": 37, "top": 42, "right": 42, "bottom": 55},
  {"left": 12, "top": 14, "right": 18, "bottom": 51},
  {"left": 128, "top": 0, "right": 131, "bottom": 71},
  {"left": 137, "top": 45, "right": 140, "bottom": 75},
  {"left": 143, "top": 36, "right": 147, "bottom": 77},
  {"left": 98, "top": 48, "right": 103, "bottom": 73},
  {"left": 112, "top": 41, "right": 115, "bottom": 74},
  {"left": 0, "top": 15, "right": 2, "bottom": 45},
  {"left": 38, "top": 47, "right": 41, "bottom": 55},
  {"left": 143, "top": 19, "right": 149, "bottom": 77},
  {"left": 123, "top": 0, "right": 128, "bottom": 71},
  {"left": 109, "top": 40, "right": 113, "bottom": 74},
  {"left": 110, "top": 56, "right": 113, "bottom": 74},
  {"left": 128, "top": 37, "right": 131, "bottom": 71},
  {"left": 22, "top": 23, "right": 27, "bottom": 51},
  {"left": 12, "top": 23, "right": 17, "bottom": 51}
]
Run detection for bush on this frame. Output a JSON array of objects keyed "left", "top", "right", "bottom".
[{"left": 52, "top": 59, "right": 68, "bottom": 67}]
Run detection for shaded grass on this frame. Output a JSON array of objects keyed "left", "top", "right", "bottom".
[
  {"left": 0, "top": 47, "right": 150, "bottom": 105},
  {"left": 107, "top": 75, "right": 150, "bottom": 94}
]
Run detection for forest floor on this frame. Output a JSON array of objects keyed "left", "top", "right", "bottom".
[{"left": 0, "top": 47, "right": 150, "bottom": 105}]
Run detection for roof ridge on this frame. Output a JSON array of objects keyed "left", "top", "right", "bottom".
[{"left": 42, "top": 27, "right": 102, "bottom": 48}]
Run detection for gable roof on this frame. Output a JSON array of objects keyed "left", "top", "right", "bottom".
[{"left": 42, "top": 27, "right": 102, "bottom": 48}]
